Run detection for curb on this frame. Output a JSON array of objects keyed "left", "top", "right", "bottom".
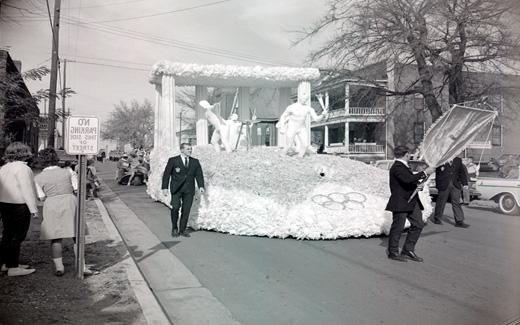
[
  {"left": 94, "top": 198, "right": 171, "bottom": 325},
  {"left": 96, "top": 179, "right": 240, "bottom": 325}
]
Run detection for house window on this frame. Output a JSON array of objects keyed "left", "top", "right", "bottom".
[
  {"left": 328, "top": 124, "right": 345, "bottom": 144},
  {"left": 414, "top": 122, "right": 424, "bottom": 144},
  {"left": 491, "top": 124, "right": 502, "bottom": 147},
  {"left": 328, "top": 86, "right": 346, "bottom": 111}
]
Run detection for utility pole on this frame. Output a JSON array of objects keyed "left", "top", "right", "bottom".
[
  {"left": 61, "top": 58, "right": 66, "bottom": 149},
  {"left": 47, "top": 0, "right": 61, "bottom": 148}
]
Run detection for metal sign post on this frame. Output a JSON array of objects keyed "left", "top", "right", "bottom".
[
  {"left": 76, "top": 155, "right": 87, "bottom": 279},
  {"left": 64, "top": 116, "right": 99, "bottom": 279}
]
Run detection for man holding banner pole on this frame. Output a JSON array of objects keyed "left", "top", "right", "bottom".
[{"left": 386, "top": 146, "right": 436, "bottom": 262}]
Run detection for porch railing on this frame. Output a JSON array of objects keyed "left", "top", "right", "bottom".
[
  {"left": 326, "top": 143, "right": 385, "bottom": 154},
  {"left": 348, "top": 143, "right": 385, "bottom": 153},
  {"left": 347, "top": 107, "right": 385, "bottom": 115},
  {"left": 327, "top": 107, "right": 386, "bottom": 118}
]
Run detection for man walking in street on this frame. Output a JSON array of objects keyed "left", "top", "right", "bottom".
[
  {"left": 432, "top": 156, "right": 470, "bottom": 228},
  {"left": 386, "top": 146, "right": 435, "bottom": 262},
  {"left": 162, "top": 143, "right": 205, "bottom": 237}
]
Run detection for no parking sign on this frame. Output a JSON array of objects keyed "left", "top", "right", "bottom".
[{"left": 65, "top": 116, "right": 99, "bottom": 155}]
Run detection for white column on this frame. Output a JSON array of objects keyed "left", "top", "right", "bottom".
[
  {"left": 345, "top": 82, "right": 350, "bottom": 114},
  {"left": 238, "top": 87, "right": 250, "bottom": 120},
  {"left": 298, "top": 81, "right": 312, "bottom": 146},
  {"left": 345, "top": 122, "right": 350, "bottom": 153},
  {"left": 153, "top": 83, "right": 161, "bottom": 149},
  {"left": 195, "top": 85, "right": 208, "bottom": 146},
  {"left": 277, "top": 87, "right": 291, "bottom": 148},
  {"left": 324, "top": 125, "right": 329, "bottom": 147},
  {"left": 160, "top": 75, "right": 178, "bottom": 152}
]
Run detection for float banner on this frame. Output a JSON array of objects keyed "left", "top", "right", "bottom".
[{"left": 420, "top": 105, "right": 497, "bottom": 167}]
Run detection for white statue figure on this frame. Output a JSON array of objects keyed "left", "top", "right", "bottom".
[
  {"left": 199, "top": 100, "right": 242, "bottom": 153},
  {"left": 276, "top": 95, "right": 328, "bottom": 157}
]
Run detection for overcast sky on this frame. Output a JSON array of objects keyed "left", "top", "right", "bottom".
[{"left": 0, "top": 0, "right": 328, "bottom": 124}]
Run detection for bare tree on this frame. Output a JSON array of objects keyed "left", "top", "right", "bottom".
[
  {"left": 298, "top": 0, "right": 520, "bottom": 121},
  {"left": 101, "top": 99, "right": 154, "bottom": 149}
]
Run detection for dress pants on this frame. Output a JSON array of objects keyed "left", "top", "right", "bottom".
[
  {"left": 0, "top": 203, "right": 31, "bottom": 268},
  {"left": 434, "top": 183, "right": 464, "bottom": 223},
  {"left": 170, "top": 191, "right": 194, "bottom": 232},
  {"left": 388, "top": 204, "right": 424, "bottom": 255}
]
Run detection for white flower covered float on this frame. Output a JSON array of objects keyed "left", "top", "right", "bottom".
[{"left": 151, "top": 146, "right": 432, "bottom": 240}]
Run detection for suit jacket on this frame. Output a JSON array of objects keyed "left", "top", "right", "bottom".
[
  {"left": 385, "top": 160, "right": 427, "bottom": 212},
  {"left": 435, "top": 157, "right": 468, "bottom": 191},
  {"left": 161, "top": 155, "right": 204, "bottom": 195}
]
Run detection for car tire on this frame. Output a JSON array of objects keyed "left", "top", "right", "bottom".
[{"left": 498, "top": 193, "right": 520, "bottom": 215}]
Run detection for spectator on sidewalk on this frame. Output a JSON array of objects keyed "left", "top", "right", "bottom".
[
  {"left": 35, "top": 148, "right": 77, "bottom": 276},
  {"left": 0, "top": 142, "right": 38, "bottom": 276},
  {"left": 86, "top": 159, "right": 100, "bottom": 198}
]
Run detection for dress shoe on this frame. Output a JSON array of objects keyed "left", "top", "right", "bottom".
[
  {"left": 180, "top": 231, "right": 191, "bottom": 238},
  {"left": 401, "top": 250, "right": 424, "bottom": 262},
  {"left": 7, "top": 267, "right": 36, "bottom": 277},
  {"left": 55, "top": 269, "right": 64, "bottom": 277},
  {"left": 171, "top": 229, "right": 179, "bottom": 237},
  {"left": 455, "top": 222, "right": 470, "bottom": 228},
  {"left": 388, "top": 253, "right": 407, "bottom": 262},
  {"left": 431, "top": 218, "right": 443, "bottom": 225},
  {"left": 1, "top": 264, "right": 29, "bottom": 272}
]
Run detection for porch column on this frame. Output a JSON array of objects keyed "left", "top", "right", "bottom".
[
  {"left": 160, "top": 75, "right": 178, "bottom": 151},
  {"left": 298, "top": 81, "right": 312, "bottom": 146},
  {"left": 195, "top": 85, "right": 208, "bottom": 146},
  {"left": 344, "top": 122, "right": 350, "bottom": 153},
  {"left": 277, "top": 87, "right": 291, "bottom": 148},
  {"left": 324, "top": 125, "right": 329, "bottom": 147},
  {"left": 345, "top": 83, "right": 350, "bottom": 114}
]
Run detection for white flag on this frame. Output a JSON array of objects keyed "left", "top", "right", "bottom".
[{"left": 420, "top": 105, "right": 497, "bottom": 167}]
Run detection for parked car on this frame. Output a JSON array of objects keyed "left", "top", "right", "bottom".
[
  {"left": 109, "top": 150, "right": 123, "bottom": 161},
  {"left": 374, "top": 159, "right": 481, "bottom": 201},
  {"left": 96, "top": 150, "right": 106, "bottom": 162},
  {"left": 476, "top": 176, "right": 520, "bottom": 215},
  {"left": 55, "top": 149, "right": 78, "bottom": 169}
]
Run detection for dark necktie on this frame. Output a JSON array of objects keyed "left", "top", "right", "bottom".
[{"left": 184, "top": 157, "right": 188, "bottom": 167}]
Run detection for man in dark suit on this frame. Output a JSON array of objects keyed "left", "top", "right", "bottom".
[
  {"left": 162, "top": 143, "right": 205, "bottom": 237},
  {"left": 386, "top": 146, "right": 435, "bottom": 262},
  {"left": 432, "top": 156, "right": 470, "bottom": 228}
]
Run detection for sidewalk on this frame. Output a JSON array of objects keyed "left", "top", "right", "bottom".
[{"left": 0, "top": 197, "right": 168, "bottom": 325}]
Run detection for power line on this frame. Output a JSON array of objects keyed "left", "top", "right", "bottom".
[
  {"left": 5, "top": 3, "right": 300, "bottom": 67},
  {"left": 60, "top": 15, "right": 298, "bottom": 66},
  {"left": 65, "top": 0, "right": 150, "bottom": 10},
  {"left": 91, "top": 0, "right": 232, "bottom": 24},
  {"left": 67, "top": 59, "right": 150, "bottom": 71}
]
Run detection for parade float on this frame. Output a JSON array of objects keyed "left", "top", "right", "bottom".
[{"left": 146, "top": 61, "right": 433, "bottom": 239}]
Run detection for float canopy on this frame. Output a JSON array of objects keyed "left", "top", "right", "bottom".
[{"left": 149, "top": 61, "right": 321, "bottom": 88}]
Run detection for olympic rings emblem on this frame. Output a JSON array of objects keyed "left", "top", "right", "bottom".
[{"left": 311, "top": 192, "right": 367, "bottom": 210}]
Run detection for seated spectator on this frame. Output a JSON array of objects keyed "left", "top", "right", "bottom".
[{"left": 116, "top": 154, "right": 130, "bottom": 183}]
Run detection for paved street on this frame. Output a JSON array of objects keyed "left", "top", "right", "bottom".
[{"left": 97, "top": 161, "right": 520, "bottom": 325}]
